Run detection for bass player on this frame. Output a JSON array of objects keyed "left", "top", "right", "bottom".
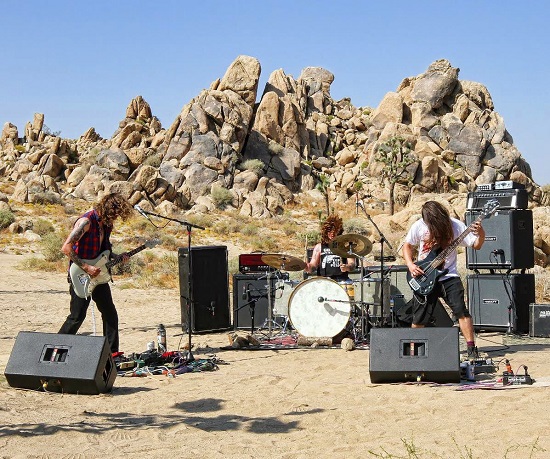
[
  {"left": 402, "top": 200, "right": 485, "bottom": 359},
  {"left": 58, "top": 192, "right": 133, "bottom": 353}
]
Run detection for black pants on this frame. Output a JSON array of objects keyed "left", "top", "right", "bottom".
[{"left": 58, "top": 282, "right": 119, "bottom": 353}]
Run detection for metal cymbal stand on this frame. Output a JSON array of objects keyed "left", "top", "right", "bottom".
[
  {"left": 357, "top": 202, "right": 395, "bottom": 328},
  {"left": 257, "top": 270, "right": 284, "bottom": 340}
]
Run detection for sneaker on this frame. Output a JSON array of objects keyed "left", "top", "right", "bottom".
[{"left": 467, "top": 345, "right": 479, "bottom": 359}]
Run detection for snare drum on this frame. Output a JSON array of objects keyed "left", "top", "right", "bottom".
[
  {"left": 273, "top": 280, "right": 300, "bottom": 317},
  {"left": 288, "top": 277, "right": 351, "bottom": 338}
]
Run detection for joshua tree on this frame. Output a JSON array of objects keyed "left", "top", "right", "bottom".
[
  {"left": 315, "top": 172, "right": 332, "bottom": 216},
  {"left": 375, "top": 135, "right": 416, "bottom": 215}
]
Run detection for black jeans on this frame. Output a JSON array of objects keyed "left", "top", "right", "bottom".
[
  {"left": 58, "top": 282, "right": 119, "bottom": 353},
  {"left": 412, "top": 276, "right": 469, "bottom": 326}
]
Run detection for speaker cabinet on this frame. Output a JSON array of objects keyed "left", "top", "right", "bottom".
[
  {"left": 4, "top": 332, "right": 116, "bottom": 394},
  {"left": 467, "top": 273, "right": 534, "bottom": 333},
  {"left": 178, "top": 246, "right": 230, "bottom": 333},
  {"left": 233, "top": 273, "right": 283, "bottom": 330},
  {"left": 465, "top": 209, "right": 534, "bottom": 269},
  {"left": 369, "top": 327, "right": 460, "bottom": 383},
  {"left": 530, "top": 304, "right": 550, "bottom": 337}
]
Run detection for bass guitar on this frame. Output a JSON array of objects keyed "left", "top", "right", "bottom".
[
  {"left": 70, "top": 239, "right": 161, "bottom": 299},
  {"left": 407, "top": 199, "right": 499, "bottom": 296}
]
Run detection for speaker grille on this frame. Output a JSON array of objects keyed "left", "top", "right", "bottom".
[
  {"left": 467, "top": 273, "right": 534, "bottom": 333},
  {"left": 178, "top": 246, "right": 230, "bottom": 333},
  {"left": 465, "top": 209, "right": 534, "bottom": 269}
]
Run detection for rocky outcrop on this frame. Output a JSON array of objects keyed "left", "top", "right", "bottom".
[{"left": 0, "top": 56, "right": 548, "bottom": 263}]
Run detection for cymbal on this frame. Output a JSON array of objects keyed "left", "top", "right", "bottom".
[
  {"left": 329, "top": 233, "right": 373, "bottom": 258},
  {"left": 261, "top": 254, "right": 307, "bottom": 271}
]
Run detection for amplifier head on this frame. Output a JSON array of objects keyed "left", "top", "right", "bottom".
[{"left": 476, "top": 183, "right": 494, "bottom": 191}]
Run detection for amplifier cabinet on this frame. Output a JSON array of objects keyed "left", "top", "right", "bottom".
[
  {"left": 465, "top": 209, "right": 534, "bottom": 270},
  {"left": 530, "top": 304, "right": 550, "bottom": 337},
  {"left": 467, "top": 273, "right": 534, "bottom": 333}
]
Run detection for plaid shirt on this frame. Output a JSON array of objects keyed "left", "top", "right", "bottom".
[{"left": 72, "top": 210, "right": 112, "bottom": 261}]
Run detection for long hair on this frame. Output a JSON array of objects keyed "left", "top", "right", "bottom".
[
  {"left": 421, "top": 201, "right": 453, "bottom": 249},
  {"left": 95, "top": 193, "right": 133, "bottom": 227},
  {"left": 321, "top": 214, "right": 344, "bottom": 244}
]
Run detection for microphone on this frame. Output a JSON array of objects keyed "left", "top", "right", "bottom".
[
  {"left": 318, "top": 296, "right": 325, "bottom": 303},
  {"left": 134, "top": 204, "right": 148, "bottom": 218}
]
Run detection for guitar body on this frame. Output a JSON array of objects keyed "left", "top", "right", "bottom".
[
  {"left": 406, "top": 249, "right": 449, "bottom": 296},
  {"left": 68, "top": 239, "right": 160, "bottom": 299},
  {"left": 69, "top": 250, "right": 112, "bottom": 299}
]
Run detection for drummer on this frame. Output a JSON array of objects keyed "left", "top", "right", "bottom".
[{"left": 305, "top": 214, "right": 356, "bottom": 281}]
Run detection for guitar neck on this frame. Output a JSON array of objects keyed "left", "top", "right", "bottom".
[
  {"left": 430, "top": 214, "right": 485, "bottom": 268},
  {"left": 106, "top": 244, "right": 147, "bottom": 269}
]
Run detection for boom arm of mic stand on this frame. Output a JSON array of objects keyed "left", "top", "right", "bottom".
[
  {"left": 358, "top": 205, "right": 394, "bottom": 250},
  {"left": 137, "top": 209, "right": 206, "bottom": 230}
]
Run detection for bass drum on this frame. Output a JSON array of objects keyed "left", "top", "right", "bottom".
[{"left": 288, "top": 277, "right": 351, "bottom": 338}]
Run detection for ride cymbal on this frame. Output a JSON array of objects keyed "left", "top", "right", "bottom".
[
  {"left": 329, "top": 233, "right": 373, "bottom": 258},
  {"left": 261, "top": 254, "right": 307, "bottom": 271}
]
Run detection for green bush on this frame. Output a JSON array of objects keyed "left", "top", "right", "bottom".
[
  {"left": 211, "top": 186, "right": 234, "bottom": 209},
  {"left": 40, "top": 232, "right": 65, "bottom": 262},
  {"left": 0, "top": 210, "right": 15, "bottom": 229},
  {"left": 240, "top": 159, "right": 265, "bottom": 175},
  {"left": 33, "top": 218, "right": 55, "bottom": 236}
]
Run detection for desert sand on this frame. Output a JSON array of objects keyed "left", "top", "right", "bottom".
[{"left": 1, "top": 252, "right": 550, "bottom": 459}]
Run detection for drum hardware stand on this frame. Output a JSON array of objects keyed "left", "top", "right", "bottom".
[
  {"left": 357, "top": 202, "right": 395, "bottom": 329},
  {"left": 134, "top": 208, "right": 205, "bottom": 362},
  {"left": 257, "top": 271, "right": 286, "bottom": 340}
]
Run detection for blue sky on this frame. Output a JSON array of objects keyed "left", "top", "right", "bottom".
[{"left": 1, "top": 1, "right": 549, "bottom": 185}]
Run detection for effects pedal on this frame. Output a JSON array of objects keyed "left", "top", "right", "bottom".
[{"left": 502, "top": 372, "right": 534, "bottom": 385}]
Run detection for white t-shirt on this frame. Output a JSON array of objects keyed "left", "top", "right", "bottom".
[{"left": 404, "top": 217, "right": 478, "bottom": 279}]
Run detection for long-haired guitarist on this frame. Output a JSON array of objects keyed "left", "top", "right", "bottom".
[
  {"left": 402, "top": 200, "right": 485, "bottom": 359},
  {"left": 58, "top": 193, "right": 133, "bottom": 353}
]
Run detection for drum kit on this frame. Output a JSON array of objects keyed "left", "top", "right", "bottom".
[{"left": 254, "top": 233, "right": 394, "bottom": 343}]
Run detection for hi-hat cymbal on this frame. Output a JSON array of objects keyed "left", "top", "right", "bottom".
[
  {"left": 261, "top": 254, "right": 307, "bottom": 271},
  {"left": 329, "top": 233, "right": 373, "bottom": 258}
]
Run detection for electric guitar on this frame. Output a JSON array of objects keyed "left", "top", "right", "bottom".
[
  {"left": 69, "top": 239, "right": 161, "bottom": 299},
  {"left": 407, "top": 199, "right": 499, "bottom": 296}
]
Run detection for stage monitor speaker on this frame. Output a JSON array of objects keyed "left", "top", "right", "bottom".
[
  {"left": 4, "top": 331, "right": 116, "bottom": 394},
  {"left": 465, "top": 209, "right": 534, "bottom": 270},
  {"left": 369, "top": 327, "right": 460, "bottom": 383},
  {"left": 530, "top": 304, "right": 550, "bottom": 337},
  {"left": 467, "top": 273, "right": 534, "bottom": 333},
  {"left": 178, "top": 246, "right": 230, "bottom": 333},
  {"left": 233, "top": 273, "right": 286, "bottom": 330}
]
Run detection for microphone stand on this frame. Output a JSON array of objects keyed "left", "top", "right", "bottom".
[
  {"left": 357, "top": 202, "right": 394, "bottom": 327},
  {"left": 138, "top": 208, "right": 205, "bottom": 362}
]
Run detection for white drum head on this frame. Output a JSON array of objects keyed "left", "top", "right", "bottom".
[{"left": 288, "top": 277, "right": 351, "bottom": 338}]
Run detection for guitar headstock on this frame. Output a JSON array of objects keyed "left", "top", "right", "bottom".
[
  {"left": 145, "top": 238, "right": 162, "bottom": 248},
  {"left": 482, "top": 199, "right": 499, "bottom": 218}
]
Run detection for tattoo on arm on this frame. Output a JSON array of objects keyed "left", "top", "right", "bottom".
[
  {"left": 65, "top": 219, "right": 89, "bottom": 268},
  {"left": 69, "top": 251, "right": 85, "bottom": 268}
]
